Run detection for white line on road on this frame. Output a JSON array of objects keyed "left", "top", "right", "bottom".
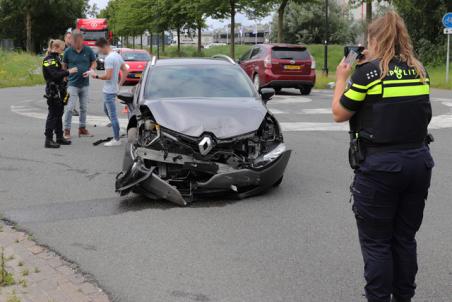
[{"left": 11, "top": 98, "right": 452, "bottom": 132}]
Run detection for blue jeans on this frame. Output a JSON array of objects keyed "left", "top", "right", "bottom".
[
  {"left": 64, "top": 85, "right": 89, "bottom": 130},
  {"left": 103, "top": 93, "right": 120, "bottom": 140}
]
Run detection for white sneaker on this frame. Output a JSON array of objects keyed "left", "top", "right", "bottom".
[{"left": 104, "top": 139, "right": 122, "bottom": 147}]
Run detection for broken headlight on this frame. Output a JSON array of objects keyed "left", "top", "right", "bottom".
[{"left": 252, "top": 143, "right": 287, "bottom": 168}]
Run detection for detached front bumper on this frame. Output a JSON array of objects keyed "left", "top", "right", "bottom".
[{"left": 115, "top": 146, "right": 291, "bottom": 206}]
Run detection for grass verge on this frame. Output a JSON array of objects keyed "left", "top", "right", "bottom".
[
  {"left": 1, "top": 45, "right": 450, "bottom": 90},
  {"left": 0, "top": 51, "right": 43, "bottom": 88}
]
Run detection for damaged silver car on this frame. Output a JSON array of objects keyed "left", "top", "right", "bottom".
[{"left": 115, "top": 55, "right": 291, "bottom": 206}]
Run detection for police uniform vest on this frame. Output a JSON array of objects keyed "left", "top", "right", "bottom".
[
  {"left": 340, "top": 58, "right": 431, "bottom": 150},
  {"left": 42, "top": 53, "right": 69, "bottom": 103}
]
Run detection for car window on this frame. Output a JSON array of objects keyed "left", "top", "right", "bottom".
[
  {"left": 121, "top": 52, "right": 151, "bottom": 61},
  {"left": 144, "top": 65, "right": 255, "bottom": 99},
  {"left": 271, "top": 47, "right": 310, "bottom": 60},
  {"left": 250, "top": 47, "right": 261, "bottom": 59},
  {"left": 239, "top": 49, "right": 253, "bottom": 61}
]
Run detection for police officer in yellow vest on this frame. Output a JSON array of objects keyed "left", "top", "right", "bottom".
[
  {"left": 42, "top": 39, "right": 77, "bottom": 148},
  {"left": 331, "top": 11, "right": 434, "bottom": 302}
]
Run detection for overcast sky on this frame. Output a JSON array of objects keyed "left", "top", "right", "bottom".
[{"left": 90, "top": 0, "right": 273, "bottom": 29}]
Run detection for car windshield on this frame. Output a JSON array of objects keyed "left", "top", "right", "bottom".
[
  {"left": 81, "top": 30, "right": 107, "bottom": 41},
  {"left": 144, "top": 65, "right": 255, "bottom": 99},
  {"left": 272, "top": 47, "right": 310, "bottom": 60},
  {"left": 122, "top": 52, "right": 151, "bottom": 61}
]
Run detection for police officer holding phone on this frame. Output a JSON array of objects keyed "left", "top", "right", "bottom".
[{"left": 331, "top": 11, "right": 434, "bottom": 302}]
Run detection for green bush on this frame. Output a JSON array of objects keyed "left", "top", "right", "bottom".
[{"left": 0, "top": 51, "right": 44, "bottom": 88}]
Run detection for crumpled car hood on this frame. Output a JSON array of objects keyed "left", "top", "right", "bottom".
[{"left": 141, "top": 97, "right": 267, "bottom": 138}]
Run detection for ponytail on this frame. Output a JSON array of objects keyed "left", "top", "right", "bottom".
[
  {"left": 367, "top": 10, "right": 426, "bottom": 82},
  {"left": 46, "top": 39, "right": 54, "bottom": 56}
]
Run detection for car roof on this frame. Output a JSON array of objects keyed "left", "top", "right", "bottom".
[
  {"left": 154, "top": 58, "right": 233, "bottom": 67},
  {"left": 118, "top": 48, "right": 149, "bottom": 53},
  {"left": 262, "top": 43, "right": 307, "bottom": 49}
]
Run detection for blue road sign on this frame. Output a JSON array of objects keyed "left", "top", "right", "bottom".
[{"left": 443, "top": 13, "right": 452, "bottom": 28}]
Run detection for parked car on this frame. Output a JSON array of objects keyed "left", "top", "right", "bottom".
[
  {"left": 115, "top": 56, "right": 291, "bottom": 206},
  {"left": 118, "top": 48, "right": 152, "bottom": 85},
  {"left": 238, "top": 44, "right": 316, "bottom": 95}
]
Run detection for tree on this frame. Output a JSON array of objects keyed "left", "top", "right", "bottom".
[
  {"left": 349, "top": 0, "right": 390, "bottom": 44},
  {"left": 209, "top": 0, "right": 273, "bottom": 58},
  {"left": 0, "top": 0, "right": 88, "bottom": 52},
  {"left": 392, "top": 0, "right": 448, "bottom": 65},
  {"left": 271, "top": 0, "right": 314, "bottom": 43},
  {"left": 273, "top": 0, "right": 357, "bottom": 44}
]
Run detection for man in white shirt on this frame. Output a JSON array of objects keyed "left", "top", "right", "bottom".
[{"left": 91, "top": 38, "right": 129, "bottom": 146}]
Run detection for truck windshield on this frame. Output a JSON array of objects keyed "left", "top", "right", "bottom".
[{"left": 82, "top": 30, "right": 107, "bottom": 41}]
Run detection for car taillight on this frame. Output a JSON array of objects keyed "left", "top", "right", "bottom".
[
  {"left": 264, "top": 55, "right": 272, "bottom": 69},
  {"left": 310, "top": 55, "right": 316, "bottom": 69}
]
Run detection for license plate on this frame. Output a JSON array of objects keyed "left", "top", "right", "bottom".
[{"left": 284, "top": 65, "right": 301, "bottom": 70}]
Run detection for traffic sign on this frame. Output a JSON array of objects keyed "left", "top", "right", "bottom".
[
  {"left": 443, "top": 13, "right": 452, "bottom": 28},
  {"left": 445, "top": 28, "right": 452, "bottom": 34}
]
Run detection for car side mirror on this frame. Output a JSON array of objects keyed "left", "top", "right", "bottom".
[
  {"left": 117, "top": 91, "right": 134, "bottom": 104},
  {"left": 260, "top": 88, "right": 275, "bottom": 102}
]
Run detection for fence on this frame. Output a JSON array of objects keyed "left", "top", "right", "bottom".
[{"left": 0, "top": 39, "right": 14, "bottom": 51}]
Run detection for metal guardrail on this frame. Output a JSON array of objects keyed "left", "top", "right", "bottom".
[{"left": 212, "top": 54, "right": 236, "bottom": 64}]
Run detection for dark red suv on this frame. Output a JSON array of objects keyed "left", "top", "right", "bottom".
[{"left": 238, "top": 44, "right": 316, "bottom": 95}]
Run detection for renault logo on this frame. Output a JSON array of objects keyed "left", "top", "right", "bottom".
[
  {"left": 198, "top": 136, "right": 213, "bottom": 155},
  {"left": 290, "top": 60, "right": 295, "bottom": 64}
]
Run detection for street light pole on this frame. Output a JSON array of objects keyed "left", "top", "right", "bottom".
[{"left": 323, "top": 0, "right": 329, "bottom": 76}]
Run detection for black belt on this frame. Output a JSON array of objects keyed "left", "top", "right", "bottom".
[{"left": 365, "top": 142, "right": 426, "bottom": 155}]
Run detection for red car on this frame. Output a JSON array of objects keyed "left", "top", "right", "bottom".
[
  {"left": 238, "top": 44, "right": 316, "bottom": 95},
  {"left": 118, "top": 48, "right": 152, "bottom": 85}
]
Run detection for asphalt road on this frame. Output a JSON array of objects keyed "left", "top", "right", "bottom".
[{"left": 0, "top": 80, "right": 451, "bottom": 302}]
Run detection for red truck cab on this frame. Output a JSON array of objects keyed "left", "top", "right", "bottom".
[{"left": 76, "top": 18, "right": 112, "bottom": 47}]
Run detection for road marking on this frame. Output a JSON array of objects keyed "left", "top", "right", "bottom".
[
  {"left": 302, "top": 108, "right": 332, "bottom": 114},
  {"left": 432, "top": 97, "right": 451, "bottom": 102},
  {"left": 11, "top": 105, "right": 129, "bottom": 128},
  {"left": 280, "top": 122, "right": 348, "bottom": 131},
  {"left": 268, "top": 108, "right": 286, "bottom": 114},
  {"left": 11, "top": 98, "right": 452, "bottom": 132},
  {"left": 272, "top": 96, "right": 312, "bottom": 104}
]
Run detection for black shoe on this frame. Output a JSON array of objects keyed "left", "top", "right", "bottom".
[
  {"left": 56, "top": 137, "right": 72, "bottom": 145},
  {"left": 45, "top": 139, "right": 60, "bottom": 148}
]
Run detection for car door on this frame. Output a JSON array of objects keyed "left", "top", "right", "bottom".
[
  {"left": 246, "top": 46, "right": 262, "bottom": 77},
  {"left": 239, "top": 48, "right": 253, "bottom": 77}
]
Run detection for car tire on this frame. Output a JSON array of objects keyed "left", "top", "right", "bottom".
[
  {"left": 253, "top": 74, "right": 261, "bottom": 92},
  {"left": 122, "top": 128, "right": 137, "bottom": 172},
  {"left": 300, "top": 86, "right": 312, "bottom": 95},
  {"left": 273, "top": 176, "right": 283, "bottom": 187}
]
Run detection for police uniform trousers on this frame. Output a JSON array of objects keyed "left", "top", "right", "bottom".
[
  {"left": 351, "top": 147, "right": 434, "bottom": 302},
  {"left": 45, "top": 97, "right": 64, "bottom": 140}
]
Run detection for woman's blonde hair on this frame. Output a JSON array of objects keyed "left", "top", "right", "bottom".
[
  {"left": 46, "top": 39, "right": 65, "bottom": 55},
  {"left": 368, "top": 10, "right": 426, "bottom": 80}
]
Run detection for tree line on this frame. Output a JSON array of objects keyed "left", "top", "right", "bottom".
[
  {"left": 0, "top": 0, "right": 97, "bottom": 52},
  {"left": 0, "top": 0, "right": 450, "bottom": 65}
]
